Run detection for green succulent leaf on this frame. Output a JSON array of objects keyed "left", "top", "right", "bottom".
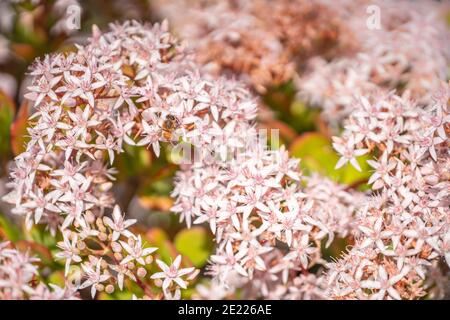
[
  {"left": 0, "top": 91, "right": 15, "bottom": 160},
  {"left": 290, "top": 132, "right": 371, "bottom": 186},
  {"left": 174, "top": 227, "right": 213, "bottom": 268},
  {"left": 0, "top": 212, "right": 22, "bottom": 242}
]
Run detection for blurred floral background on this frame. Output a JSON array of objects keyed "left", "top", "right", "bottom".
[{"left": 0, "top": 0, "right": 449, "bottom": 300}]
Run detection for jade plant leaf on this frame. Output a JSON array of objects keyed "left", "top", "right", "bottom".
[
  {"left": 0, "top": 212, "right": 22, "bottom": 242},
  {"left": 0, "top": 90, "right": 15, "bottom": 160},
  {"left": 10, "top": 100, "right": 30, "bottom": 156},
  {"left": 290, "top": 132, "right": 371, "bottom": 186},
  {"left": 174, "top": 227, "right": 213, "bottom": 268}
]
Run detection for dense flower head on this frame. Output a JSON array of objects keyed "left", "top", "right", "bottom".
[
  {"left": 298, "top": 0, "right": 450, "bottom": 122},
  {"left": 326, "top": 82, "right": 450, "bottom": 299},
  {"left": 0, "top": 0, "right": 84, "bottom": 96},
  {"left": 153, "top": 0, "right": 349, "bottom": 92},
  {"left": 172, "top": 141, "right": 365, "bottom": 298},
  {"left": 2, "top": 20, "right": 255, "bottom": 299},
  {"left": 0, "top": 0, "right": 449, "bottom": 301},
  {"left": 2, "top": 12, "right": 363, "bottom": 301},
  {"left": 0, "top": 241, "right": 79, "bottom": 300}
]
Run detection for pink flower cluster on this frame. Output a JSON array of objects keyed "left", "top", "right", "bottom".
[
  {"left": 172, "top": 139, "right": 365, "bottom": 298},
  {"left": 153, "top": 0, "right": 348, "bottom": 93},
  {"left": 1, "top": 8, "right": 448, "bottom": 299},
  {"left": 2, "top": 20, "right": 218, "bottom": 299},
  {"left": 0, "top": 241, "right": 79, "bottom": 300},
  {"left": 0, "top": 0, "right": 83, "bottom": 96},
  {"left": 2, "top": 17, "right": 368, "bottom": 299},
  {"left": 298, "top": 0, "right": 450, "bottom": 122},
  {"left": 327, "top": 83, "right": 450, "bottom": 299}
]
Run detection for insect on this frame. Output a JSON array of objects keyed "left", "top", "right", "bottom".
[{"left": 160, "top": 114, "right": 180, "bottom": 141}]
